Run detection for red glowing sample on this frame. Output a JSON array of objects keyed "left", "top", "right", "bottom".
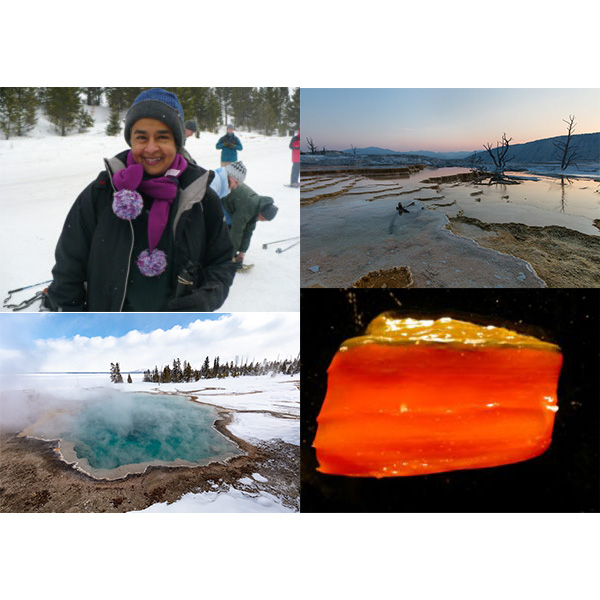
[{"left": 314, "top": 315, "right": 563, "bottom": 477}]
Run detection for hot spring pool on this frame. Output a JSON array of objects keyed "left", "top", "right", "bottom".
[{"left": 22, "top": 391, "right": 242, "bottom": 479}]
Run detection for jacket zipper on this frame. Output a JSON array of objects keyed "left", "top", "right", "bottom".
[
  {"left": 119, "top": 221, "right": 134, "bottom": 312},
  {"left": 105, "top": 158, "right": 134, "bottom": 312}
]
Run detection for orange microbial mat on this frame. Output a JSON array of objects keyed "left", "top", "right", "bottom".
[{"left": 314, "top": 315, "right": 563, "bottom": 477}]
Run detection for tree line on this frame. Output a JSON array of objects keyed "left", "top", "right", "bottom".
[
  {"left": 1, "top": 87, "right": 300, "bottom": 140},
  {"left": 109, "top": 355, "right": 300, "bottom": 384}
]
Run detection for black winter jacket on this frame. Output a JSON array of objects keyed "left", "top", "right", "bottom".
[{"left": 47, "top": 151, "right": 236, "bottom": 312}]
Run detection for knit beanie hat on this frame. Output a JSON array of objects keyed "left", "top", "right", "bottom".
[
  {"left": 184, "top": 120, "right": 197, "bottom": 132},
  {"left": 225, "top": 161, "right": 247, "bottom": 184},
  {"left": 124, "top": 88, "right": 185, "bottom": 150},
  {"left": 261, "top": 203, "right": 279, "bottom": 221}
]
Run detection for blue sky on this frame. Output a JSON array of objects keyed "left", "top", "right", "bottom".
[
  {"left": 0, "top": 313, "right": 224, "bottom": 343},
  {"left": 0, "top": 313, "right": 299, "bottom": 372},
  {"left": 300, "top": 88, "right": 600, "bottom": 153}
]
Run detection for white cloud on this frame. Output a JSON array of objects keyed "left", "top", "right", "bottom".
[{"left": 32, "top": 314, "right": 299, "bottom": 372}]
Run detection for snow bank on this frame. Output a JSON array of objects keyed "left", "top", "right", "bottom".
[{"left": 135, "top": 485, "right": 294, "bottom": 513}]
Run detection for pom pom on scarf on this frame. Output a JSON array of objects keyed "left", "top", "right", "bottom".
[
  {"left": 136, "top": 248, "right": 167, "bottom": 277},
  {"left": 113, "top": 189, "right": 143, "bottom": 220}
]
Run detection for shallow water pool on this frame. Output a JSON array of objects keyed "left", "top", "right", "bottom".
[{"left": 24, "top": 391, "right": 242, "bottom": 479}]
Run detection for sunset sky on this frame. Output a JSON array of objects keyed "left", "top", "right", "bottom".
[{"left": 300, "top": 88, "right": 600, "bottom": 153}]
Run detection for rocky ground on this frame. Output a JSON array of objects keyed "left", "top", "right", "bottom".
[
  {"left": 448, "top": 215, "right": 600, "bottom": 288},
  {"left": 0, "top": 420, "right": 299, "bottom": 513}
]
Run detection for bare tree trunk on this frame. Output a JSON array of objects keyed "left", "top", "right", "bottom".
[{"left": 553, "top": 115, "right": 578, "bottom": 170}]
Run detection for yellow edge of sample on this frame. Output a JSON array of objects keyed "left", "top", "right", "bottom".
[{"left": 341, "top": 314, "right": 561, "bottom": 352}]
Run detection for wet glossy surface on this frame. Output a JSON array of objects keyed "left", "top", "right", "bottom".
[{"left": 314, "top": 316, "right": 563, "bottom": 477}]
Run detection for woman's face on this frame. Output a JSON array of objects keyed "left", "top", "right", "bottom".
[{"left": 130, "top": 118, "right": 177, "bottom": 176}]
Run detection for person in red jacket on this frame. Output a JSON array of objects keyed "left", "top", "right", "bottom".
[{"left": 289, "top": 128, "right": 300, "bottom": 187}]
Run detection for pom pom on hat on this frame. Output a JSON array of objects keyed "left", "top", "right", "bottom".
[{"left": 225, "top": 161, "right": 247, "bottom": 184}]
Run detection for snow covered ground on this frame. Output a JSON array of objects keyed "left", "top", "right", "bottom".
[
  {"left": 0, "top": 372, "right": 299, "bottom": 513},
  {"left": 0, "top": 106, "right": 300, "bottom": 312}
]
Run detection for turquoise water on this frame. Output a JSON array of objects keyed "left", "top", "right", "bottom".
[{"left": 63, "top": 393, "right": 240, "bottom": 470}]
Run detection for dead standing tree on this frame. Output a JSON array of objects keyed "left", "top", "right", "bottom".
[
  {"left": 483, "top": 133, "right": 518, "bottom": 184},
  {"left": 553, "top": 115, "right": 579, "bottom": 171},
  {"left": 306, "top": 137, "right": 318, "bottom": 154}
]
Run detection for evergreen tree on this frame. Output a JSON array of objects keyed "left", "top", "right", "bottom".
[
  {"left": 230, "top": 88, "right": 254, "bottom": 131},
  {"left": 161, "top": 364, "right": 172, "bottom": 383},
  {"left": 212, "top": 356, "right": 220, "bottom": 378},
  {"left": 115, "top": 363, "right": 124, "bottom": 383},
  {"left": 76, "top": 107, "right": 94, "bottom": 133},
  {"left": 106, "top": 103, "right": 122, "bottom": 136},
  {"left": 183, "top": 360, "right": 193, "bottom": 382},
  {"left": 127, "top": 373, "right": 133, "bottom": 383},
  {"left": 44, "top": 87, "right": 82, "bottom": 136},
  {"left": 172, "top": 358, "right": 182, "bottom": 383},
  {"left": 82, "top": 87, "right": 104, "bottom": 106},
  {"left": 0, "top": 87, "right": 38, "bottom": 139},
  {"left": 153, "top": 366, "right": 160, "bottom": 383},
  {"left": 286, "top": 87, "right": 300, "bottom": 130},
  {"left": 201, "top": 356, "right": 210, "bottom": 379},
  {"left": 110, "top": 362, "right": 124, "bottom": 383},
  {"left": 215, "top": 87, "right": 233, "bottom": 125}
]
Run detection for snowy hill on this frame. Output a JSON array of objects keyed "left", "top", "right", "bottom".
[
  {"left": 342, "top": 146, "right": 472, "bottom": 159},
  {"left": 471, "top": 132, "right": 600, "bottom": 164},
  {"left": 0, "top": 107, "right": 299, "bottom": 312}
]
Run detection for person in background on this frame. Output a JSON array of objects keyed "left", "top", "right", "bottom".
[
  {"left": 209, "top": 161, "right": 247, "bottom": 226},
  {"left": 223, "top": 178, "right": 279, "bottom": 270},
  {"left": 289, "top": 128, "right": 300, "bottom": 187},
  {"left": 45, "top": 88, "right": 236, "bottom": 312},
  {"left": 184, "top": 120, "right": 198, "bottom": 139},
  {"left": 182, "top": 119, "right": 198, "bottom": 164},
  {"left": 216, "top": 124, "right": 243, "bottom": 167}
]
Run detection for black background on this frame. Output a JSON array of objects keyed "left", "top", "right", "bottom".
[{"left": 301, "top": 288, "right": 600, "bottom": 512}]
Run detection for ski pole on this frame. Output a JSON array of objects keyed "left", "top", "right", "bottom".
[
  {"left": 276, "top": 240, "right": 300, "bottom": 254},
  {"left": 3, "top": 280, "right": 52, "bottom": 306},
  {"left": 262, "top": 236, "right": 299, "bottom": 249},
  {"left": 5, "top": 290, "right": 46, "bottom": 312}
]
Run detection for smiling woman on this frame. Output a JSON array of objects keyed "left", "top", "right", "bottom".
[{"left": 44, "top": 88, "right": 237, "bottom": 313}]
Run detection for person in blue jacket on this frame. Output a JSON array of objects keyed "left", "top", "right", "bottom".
[{"left": 216, "top": 124, "right": 243, "bottom": 166}]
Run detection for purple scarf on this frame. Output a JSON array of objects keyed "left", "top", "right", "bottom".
[{"left": 112, "top": 152, "right": 188, "bottom": 276}]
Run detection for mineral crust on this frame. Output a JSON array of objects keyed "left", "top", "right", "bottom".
[{"left": 314, "top": 315, "right": 563, "bottom": 477}]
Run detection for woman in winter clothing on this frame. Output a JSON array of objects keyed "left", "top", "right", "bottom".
[
  {"left": 223, "top": 182, "right": 279, "bottom": 268},
  {"left": 290, "top": 128, "right": 300, "bottom": 187},
  {"left": 216, "top": 124, "right": 243, "bottom": 166},
  {"left": 46, "top": 88, "right": 236, "bottom": 312}
]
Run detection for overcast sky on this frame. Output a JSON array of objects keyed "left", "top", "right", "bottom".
[
  {"left": 300, "top": 88, "right": 600, "bottom": 153},
  {"left": 0, "top": 313, "right": 299, "bottom": 373}
]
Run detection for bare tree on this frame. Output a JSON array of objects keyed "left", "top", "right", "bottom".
[
  {"left": 350, "top": 143, "right": 358, "bottom": 156},
  {"left": 483, "top": 133, "right": 514, "bottom": 177},
  {"left": 306, "top": 137, "right": 317, "bottom": 154},
  {"left": 553, "top": 115, "right": 579, "bottom": 170}
]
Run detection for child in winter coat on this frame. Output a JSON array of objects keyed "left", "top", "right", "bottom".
[
  {"left": 45, "top": 88, "right": 236, "bottom": 312},
  {"left": 209, "top": 161, "right": 247, "bottom": 226},
  {"left": 216, "top": 124, "right": 243, "bottom": 166},
  {"left": 223, "top": 180, "right": 279, "bottom": 269}
]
